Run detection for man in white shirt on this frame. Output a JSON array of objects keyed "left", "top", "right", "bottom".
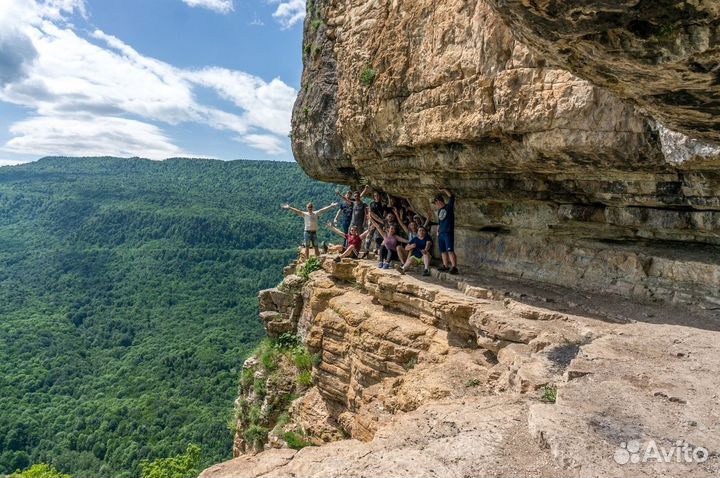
[{"left": 282, "top": 201, "right": 338, "bottom": 259}]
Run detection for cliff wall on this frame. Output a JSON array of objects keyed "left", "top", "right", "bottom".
[
  {"left": 292, "top": 0, "right": 720, "bottom": 308},
  {"left": 202, "top": 257, "right": 720, "bottom": 477}
]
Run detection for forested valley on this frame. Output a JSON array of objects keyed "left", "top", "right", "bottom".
[{"left": 0, "top": 157, "right": 337, "bottom": 477}]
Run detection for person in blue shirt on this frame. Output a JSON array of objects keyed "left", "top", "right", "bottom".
[
  {"left": 397, "top": 226, "right": 433, "bottom": 276},
  {"left": 333, "top": 190, "right": 354, "bottom": 247},
  {"left": 434, "top": 188, "right": 458, "bottom": 274}
]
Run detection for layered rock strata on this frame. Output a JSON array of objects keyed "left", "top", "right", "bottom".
[
  {"left": 202, "top": 257, "right": 720, "bottom": 477},
  {"left": 291, "top": 0, "right": 720, "bottom": 308}
]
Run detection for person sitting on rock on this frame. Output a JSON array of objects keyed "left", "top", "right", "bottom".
[
  {"left": 282, "top": 200, "right": 337, "bottom": 259},
  {"left": 370, "top": 217, "right": 408, "bottom": 269},
  {"left": 434, "top": 189, "right": 458, "bottom": 274},
  {"left": 396, "top": 218, "right": 419, "bottom": 263},
  {"left": 327, "top": 221, "right": 374, "bottom": 262},
  {"left": 398, "top": 226, "right": 433, "bottom": 276}
]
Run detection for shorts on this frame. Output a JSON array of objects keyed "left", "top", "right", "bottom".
[
  {"left": 303, "top": 230, "right": 318, "bottom": 247},
  {"left": 410, "top": 255, "right": 423, "bottom": 265},
  {"left": 438, "top": 232, "right": 454, "bottom": 252}
]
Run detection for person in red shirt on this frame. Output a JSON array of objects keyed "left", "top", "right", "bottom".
[{"left": 327, "top": 222, "right": 373, "bottom": 262}]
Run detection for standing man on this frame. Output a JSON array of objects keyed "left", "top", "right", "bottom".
[
  {"left": 282, "top": 201, "right": 337, "bottom": 259},
  {"left": 350, "top": 185, "right": 370, "bottom": 256},
  {"left": 434, "top": 189, "right": 458, "bottom": 274}
]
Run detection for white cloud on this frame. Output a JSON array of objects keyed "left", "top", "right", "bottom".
[
  {"left": 239, "top": 134, "right": 287, "bottom": 155},
  {"left": 271, "top": 0, "right": 305, "bottom": 28},
  {"left": 5, "top": 116, "right": 186, "bottom": 159},
  {"left": 186, "top": 68, "right": 295, "bottom": 136},
  {"left": 181, "top": 0, "right": 233, "bottom": 14},
  {"left": 0, "top": 0, "right": 297, "bottom": 158}
]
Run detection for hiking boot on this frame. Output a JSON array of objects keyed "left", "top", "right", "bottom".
[
  {"left": 422, "top": 269, "right": 430, "bottom": 276},
  {"left": 437, "top": 265, "right": 449, "bottom": 272},
  {"left": 449, "top": 267, "right": 459, "bottom": 275},
  {"left": 360, "top": 251, "right": 369, "bottom": 259}
]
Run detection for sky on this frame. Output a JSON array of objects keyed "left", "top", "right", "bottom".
[{"left": 0, "top": 0, "right": 307, "bottom": 166}]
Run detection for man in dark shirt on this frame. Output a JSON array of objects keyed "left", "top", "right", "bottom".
[
  {"left": 434, "top": 188, "right": 458, "bottom": 274},
  {"left": 350, "top": 187, "right": 369, "bottom": 231}
]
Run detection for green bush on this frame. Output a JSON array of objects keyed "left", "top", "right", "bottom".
[
  {"left": 139, "top": 444, "right": 201, "bottom": 478},
  {"left": 540, "top": 385, "right": 557, "bottom": 403},
  {"left": 243, "top": 425, "right": 269, "bottom": 449},
  {"left": 276, "top": 413, "right": 291, "bottom": 428},
  {"left": 283, "top": 431, "right": 314, "bottom": 450},
  {"left": 311, "top": 19, "right": 323, "bottom": 31},
  {"left": 297, "top": 370, "right": 313, "bottom": 387},
  {"left": 360, "top": 66, "right": 377, "bottom": 86},
  {"left": 240, "top": 367, "right": 255, "bottom": 390},
  {"left": 253, "top": 378, "right": 266, "bottom": 398},
  {"left": 298, "top": 256, "right": 322, "bottom": 280},
  {"left": 259, "top": 340, "right": 280, "bottom": 372},
  {"left": 276, "top": 333, "right": 302, "bottom": 350},
  {"left": 293, "top": 349, "right": 313, "bottom": 372},
  {"left": 10, "top": 464, "right": 71, "bottom": 478}
]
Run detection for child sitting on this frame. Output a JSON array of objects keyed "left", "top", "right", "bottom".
[{"left": 398, "top": 226, "right": 433, "bottom": 276}]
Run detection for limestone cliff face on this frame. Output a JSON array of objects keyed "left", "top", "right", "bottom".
[
  {"left": 484, "top": 0, "right": 720, "bottom": 143},
  {"left": 292, "top": 0, "right": 720, "bottom": 307},
  {"left": 202, "top": 258, "right": 720, "bottom": 477}
]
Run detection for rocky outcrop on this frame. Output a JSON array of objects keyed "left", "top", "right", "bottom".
[
  {"left": 202, "top": 257, "right": 720, "bottom": 477},
  {"left": 484, "top": 0, "right": 720, "bottom": 144},
  {"left": 291, "top": 0, "right": 720, "bottom": 308}
]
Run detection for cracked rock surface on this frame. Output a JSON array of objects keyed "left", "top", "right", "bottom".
[{"left": 201, "top": 259, "right": 720, "bottom": 477}]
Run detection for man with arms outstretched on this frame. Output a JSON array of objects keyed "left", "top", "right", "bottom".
[{"left": 282, "top": 201, "right": 337, "bottom": 259}]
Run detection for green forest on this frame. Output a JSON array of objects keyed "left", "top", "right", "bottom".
[{"left": 0, "top": 157, "right": 337, "bottom": 477}]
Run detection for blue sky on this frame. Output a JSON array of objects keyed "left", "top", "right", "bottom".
[{"left": 0, "top": 0, "right": 306, "bottom": 166}]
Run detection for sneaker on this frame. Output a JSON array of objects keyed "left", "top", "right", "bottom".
[
  {"left": 449, "top": 267, "right": 459, "bottom": 275},
  {"left": 334, "top": 257, "right": 341, "bottom": 263},
  {"left": 360, "top": 251, "right": 369, "bottom": 259},
  {"left": 422, "top": 269, "right": 430, "bottom": 276},
  {"left": 437, "top": 265, "right": 449, "bottom": 272},
  {"left": 398, "top": 266, "right": 406, "bottom": 275},
  {"left": 378, "top": 262, "right": 384, "bottom": 268},
  {"left": 383, "top": 263, "right": 391, "bottom": 269}
]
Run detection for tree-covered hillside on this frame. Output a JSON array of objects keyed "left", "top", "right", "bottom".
[{"left": 0, "top": 157, "right": 337, "bottom": 477}]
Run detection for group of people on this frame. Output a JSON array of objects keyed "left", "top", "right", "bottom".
[{"left": 281, "top": 186, "right": 458, "bottom": 276}]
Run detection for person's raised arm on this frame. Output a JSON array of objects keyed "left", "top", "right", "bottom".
[
  {"left": 325, "top": 221, "right": 345, "bottom": 237},
  {"left": 333, "top": 208, "right": 341, "bottom": 225},
  {"left": 336, "top": 191, "right": 352, "bottom": 205},
  {"left": 395, "top": 211, "right": 409, "bottom": 235},
  {"left": 441, "top": 189, "right": 455, "bottom": 206},
  {"left": 370, "top": 217, "right": 387, "bottom": 238},
  {"left": 316, "top": 202, "right": 339, "bottom": 216},
  {"left": 359, "top": 184, "right": 370, "bottom": 198},
  {"left": 281, "top": 203, "right": 304, "bottom": 216}
]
